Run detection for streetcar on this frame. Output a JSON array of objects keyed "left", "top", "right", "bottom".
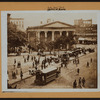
[
  {"left": 61, "top": 53, "right": 69, "bottom": 63},
  {"left": 34, "top": 66, "right": 61, "bottom": 85},
  {"left": 87, "top": 48, "right": 95, "bottom": 53}
]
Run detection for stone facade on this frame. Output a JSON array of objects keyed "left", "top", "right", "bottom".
[
  {"left": 74, "top": 19, "right": 92, "bottom": 27},
  {"left": 27, "top": 21, "right": 75, "bottom": 43},
  {"left": 74, "top": 19, "right": 97, "bottom": 44}
]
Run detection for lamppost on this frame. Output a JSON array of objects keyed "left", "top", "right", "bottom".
[{"left": 59, "top": 44, "right": 62, "bottom": 56}]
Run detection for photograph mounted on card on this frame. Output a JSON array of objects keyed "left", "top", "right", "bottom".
[{"left": 1, "top": 10, "right": 99, "bottom": 92}]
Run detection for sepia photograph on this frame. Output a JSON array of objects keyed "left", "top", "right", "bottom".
[{"left": 1, "top": 11, "right": 99, "bottom": 92}]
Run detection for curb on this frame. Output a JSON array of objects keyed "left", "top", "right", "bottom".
[
  {"left": 10, "top": 51, "right": 95, "bottom": 86},
  {"left": 10, "top": 74, "right": 34, "bottom": 86}
]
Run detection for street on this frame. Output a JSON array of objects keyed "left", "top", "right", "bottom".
[{"left": 8, "top": 44, "right": 97, "bottom": 89}]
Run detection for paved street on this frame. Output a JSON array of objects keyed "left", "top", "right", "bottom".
[{"left": 7, "top": 44, "right": 97, "bottom": 89}]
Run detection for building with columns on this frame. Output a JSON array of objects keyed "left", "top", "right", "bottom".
[{"left": 27, "top": 21, "right": 75, "bottom": 46}]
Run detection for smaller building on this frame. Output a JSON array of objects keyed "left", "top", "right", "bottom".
[
  {"left": 78, "top": 37, "right": 97, "bottom": 44},
  {"left": 74, "top": 19, "right": 97, "bottom": 44},
  {"left": 10, "top": 17, "right": 25, "bottom": 32},
  {"left": 74, "top": 19, "right": 92, "bottom": 27}
]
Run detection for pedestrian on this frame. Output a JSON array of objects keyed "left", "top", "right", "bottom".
[
  {"left": 35, "top": 59, "right": 38, "bottom": 67},
  {"left": 20, "top": 71, "right": 23, "bottom": 80},
  {"left": 42, "top": 60, "right": 44, "bottom": 64},
  {"left": 41, "top": 64, "right": 43, "bottom": 70},
  {"left": 31, "top": 70, "right": 34, "bottom": 75},
  {"left": 13, "top": 64, "right": 16, "bottom": 69},
  {"left": 38, "top": 57, "right": 40, "bottom": 64},
  {"left": 31, "top": 56, "right": 33, "bottom": 61},
  {"left": 87, "top": 62, "right": 89, "bottom": 67},
  {"left": 73, "top": 59, "right": 75, "bottom": 64},
  {"left": 48, "top": 58, "right": 50, "bottom": 65},
  {"left": 82, "top": 77, "right": 85, "bottom": 87},
  {"left": 27, "top": 55, "right": 29, "bottom": 62},
  {"left": 17, "top": 61, "right": 21, "bottom": 68},
  {"left": 37, "top": 59, "right": 39, "bottom": 65},
  {"left": 78, "top": 77, "right": 82, "bottom": 88},
  {"left": 78, "top": 59, "right": 80, "bottom": 64},
  {"left": 77, "top": 68, "right": 80, "bottom": 75},
  {"left": 14, "top": 59, "right": 16, "bottom": 64},
  {"left": 34, "top": 56, "right": 36, "bottom": 61},
  {"left": 61, "top": 63, "right": 63, "bottom": 67},
  {"left": 65, "top": 62, "right": 67, "bottom": 68},
  {"left": 24, "top": 58, "right": 26, "bottom": 63},
  {"left": 91, "top": 58, "right": 92, "bottom": 63},
  {"left": 44, "top": 62, "right": 46, "bottom": 69},
  {"left": 32, "top": 62, "right": 34, "bottom": 68},
  {"left": 50, "top": 57, "right": 52, "bottom": 63},
  {"left": 73, "top": 79, "right": 77, "bottom": 88},
  {"left": 35, "top": 66, "right": 37, "bottom": 70}
]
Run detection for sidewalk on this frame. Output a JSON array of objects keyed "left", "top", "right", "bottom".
[
  {"left": 9, "top": 71, "right": 33, "bottom": 85},
  {"left": 8, "top": 51, "right": 91, "bottom": 86}
]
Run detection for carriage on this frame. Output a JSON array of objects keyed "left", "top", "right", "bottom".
[
  {"left": 34, "top": 67, "right": 61, "bottom": 85},
  {"left": 60, "top": 53, "right": 69, "bottom": 67},
  {"left": 87, "top": 48, "right": 95, "bottom": 53}
]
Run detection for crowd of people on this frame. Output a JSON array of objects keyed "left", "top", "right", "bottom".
[
  {"left": 9, "top": 54, "right": 60, "bottom": 81},
  {"left": 73, "top": 77, "right": 86, "bottom": 88},
  {"left": 7, "top": 46, "right": 96, "bottom": 89},
  {"left": 73, "top": 57, "right": 94, "bottom": 88}
]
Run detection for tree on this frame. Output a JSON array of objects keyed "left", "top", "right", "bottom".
[
  {"left": 45, "top": 41, "right": 54, "bottom": 54},
  {"left": 28, "top": 36, "right": 39, "bottom": 52},
  {"left": 37, "top": 41, "right": 46, "bottom": 50},
  {"left": 54, "top": 33, "right": 75, "bottom": 50},
  {"left": 7, "top": 22, "right": 27, "bottom": 53}
]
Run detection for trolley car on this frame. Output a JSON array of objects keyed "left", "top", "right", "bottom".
[{"left": 34, "top": 67, "right": 61, "bottom": 85}]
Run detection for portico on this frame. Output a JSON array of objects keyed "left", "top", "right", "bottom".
[{"left": 27, "top": 21, "right": 75, "bottom": 43}]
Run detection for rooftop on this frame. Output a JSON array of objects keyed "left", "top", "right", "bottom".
[{"left": 27, "top": 21, "right": 75, "bottom": 29}]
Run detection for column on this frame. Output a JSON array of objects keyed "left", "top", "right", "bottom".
[
  {"left": 60, "top": 31, "right": 62, "bottom": 36},
  {"left": 45, "top": 31, "right": 47, "bottom": 41},
  {"left": 66, "top": 31, "right": 69, "bottom": 37},
  {"left": 37, "top": 31, "right": 40, "bottom": 41},
  {"left": 52, "top": 31, "right": 54, "bottom": 41}
]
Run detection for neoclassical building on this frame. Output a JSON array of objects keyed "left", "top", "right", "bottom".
[{"left": 27, "top": 21, "right": 75, "bottom": 44}]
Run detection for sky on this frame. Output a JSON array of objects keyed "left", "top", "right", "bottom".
[{"left": 9, "top": 11, "right": 97, "bottom": 29}]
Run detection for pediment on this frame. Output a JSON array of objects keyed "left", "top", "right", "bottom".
[{"left": 43, "top": 21, "right": 73, "bottom": 28}]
